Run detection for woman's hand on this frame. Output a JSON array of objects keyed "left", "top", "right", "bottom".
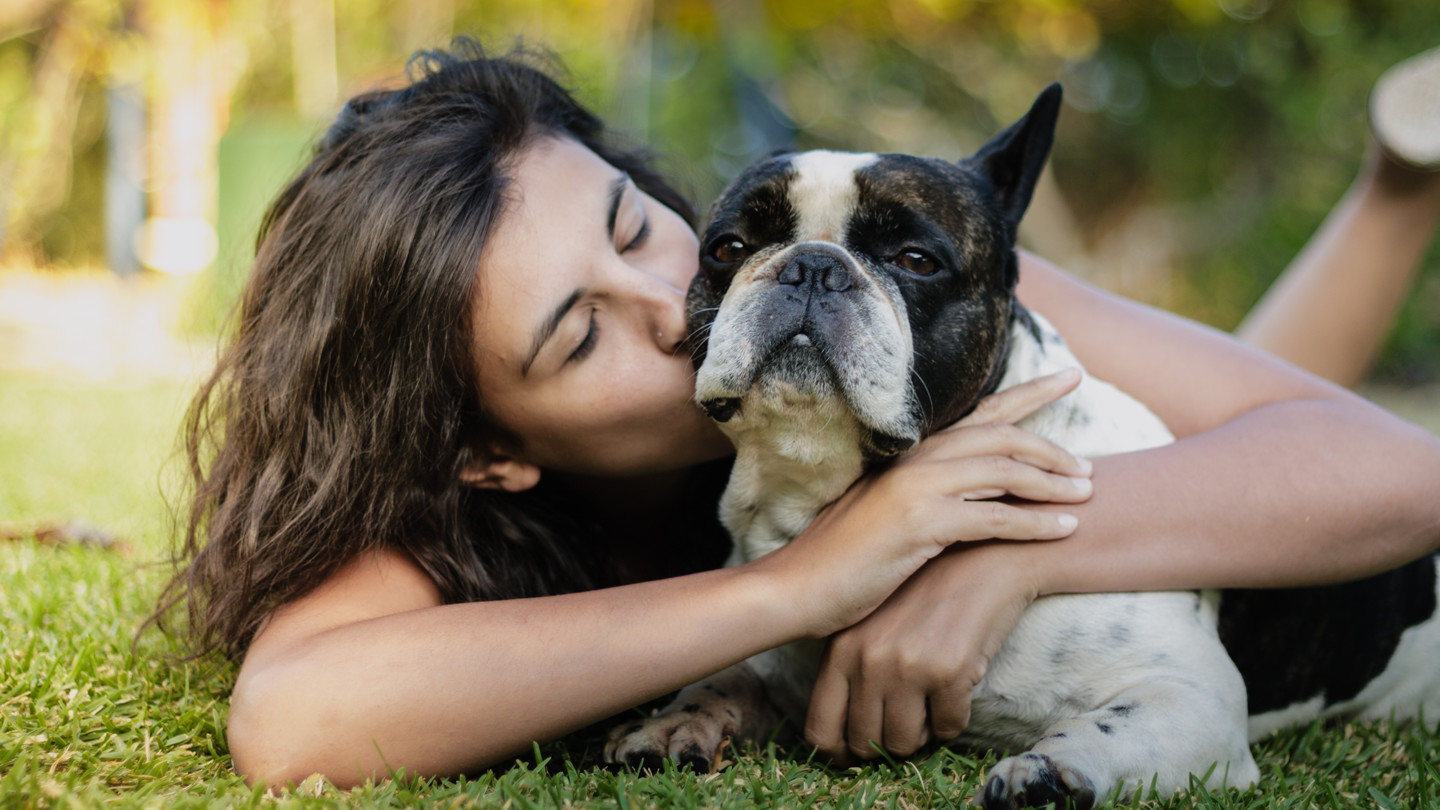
[
  {"left": 800, "top": 373, "right": 1101, "bottom": 762},
  {"left": 804, "top": 544, "right": 1034, "bottom": 762},
  {"left": 763, "top": 370, "right": 1094, "bottom": 641}
]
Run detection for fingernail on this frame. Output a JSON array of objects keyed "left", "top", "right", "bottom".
[
  {"left": 1076, "top": 457, "right": 1093, "bottom": 476},
  {"left": 1069, "top": 476, "right": 1092, "bottom": 494},
  {"left": 1056, "top": 514, "right": 1078, "bottom": 532}
]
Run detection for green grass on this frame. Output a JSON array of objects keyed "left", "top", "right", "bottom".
[{"left": 1, "top": 369, "right": 1437, "bottom": 808}]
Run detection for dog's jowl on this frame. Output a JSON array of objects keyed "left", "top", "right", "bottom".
[{"left": 605, "top": 84, "right": 1440, "bottom": 809}]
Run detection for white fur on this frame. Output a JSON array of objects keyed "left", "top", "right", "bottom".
[
  {"left": 610, "top": 156, "right": 1439, "bottom": 807},
  {"left": 725, "top": 314, "right": 1260, "bottom": 801},
  {"left": 788, "top": 151, "right": 879, "bottom": 241}
]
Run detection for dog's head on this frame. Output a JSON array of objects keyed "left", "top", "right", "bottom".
[{"left": 685, "top": 84, "right": 1062, "bottom": 459}]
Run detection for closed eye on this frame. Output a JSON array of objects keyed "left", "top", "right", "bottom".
[
  {"left": 568, "top": 309, "right": 599, "bottom": 363},
  {"left": 623, "top": 218, "right": 650, "bottom": 253}
]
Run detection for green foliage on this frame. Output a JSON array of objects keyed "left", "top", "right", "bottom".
[{"left": 7, "top": 1, "right": 1439, "bottom": 375}]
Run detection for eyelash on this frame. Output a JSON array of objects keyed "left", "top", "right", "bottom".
[
  {"left": 567, "top": 203, "right": 643, "bottom": 366},
  {"left": 623, "top": 218, "right": 650, "bottom": 253},
  {"left": 569, "top": 310, "right": 599, "bottom": 363}
]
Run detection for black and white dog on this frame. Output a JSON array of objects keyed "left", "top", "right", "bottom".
[{"left": 605, "top": 85, "right": 1440, "bottom": 808}]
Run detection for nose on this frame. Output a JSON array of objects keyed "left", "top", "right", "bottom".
[
  {"left": 778, "top": 253, "right": 853, "bottom": 292},
  {"left": 621, "top": 266, "right": 689, "bottom": 353}
]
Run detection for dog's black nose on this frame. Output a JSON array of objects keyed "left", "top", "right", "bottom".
[{"left": 778, "top": 253, "right": 852, "bottom": 292}]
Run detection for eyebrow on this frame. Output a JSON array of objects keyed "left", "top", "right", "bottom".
[
  {"left": 522, "top": 288, "right": 583, "bottom": 377},
  {"left": 605, "top": 172, "right": 629, "bottom": 241},
  {"left": 519, "top": 173, "right": 630, "bottom": 378}
]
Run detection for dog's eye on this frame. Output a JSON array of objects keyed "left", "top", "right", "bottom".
[
  {"left": 891, "top": 249, "right": 938, "bottom": 276},
  {"left": 710, "top": 238, "right": 750, "bottom": 264}
]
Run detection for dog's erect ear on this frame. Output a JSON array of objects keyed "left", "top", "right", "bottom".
[{"left": 964, "top": 83, "right": 1063, "bottom": 229}]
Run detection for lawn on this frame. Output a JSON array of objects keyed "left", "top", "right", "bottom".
[{"left": 1, "top": 369, "right": 1437, "bottom": 809}]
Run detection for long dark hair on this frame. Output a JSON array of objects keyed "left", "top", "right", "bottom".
[{"left": 155, "top": 40, "right": 722, "bottom": 660}]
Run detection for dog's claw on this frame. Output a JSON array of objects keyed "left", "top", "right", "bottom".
[
  {"left": 978, "top": 752, "right": 1096, "bottom": 810},
  {"left": 676, "top": 742, "right": 711, "bottom": 771},
  {"left": 605, "top": 707, "right": 732, "bottom": 773}
]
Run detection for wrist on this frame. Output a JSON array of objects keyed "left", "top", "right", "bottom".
[
  {"left": 968, "top": 541, "right": 1048, "bottom": 603},
  {"left": 735, "top": 547, "right": 837, "bottom": 641}
]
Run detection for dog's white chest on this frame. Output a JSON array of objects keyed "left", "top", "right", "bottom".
[{"left": 716, "top": 379, "right": 867, "bottom": 563}]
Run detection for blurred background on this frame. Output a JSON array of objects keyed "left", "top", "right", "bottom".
[
  {"left": 2, "top": 0, "right": 1439, "bottom": 377},
  {"left": 1, "top": 0, "right": 1439, "bottom": 527}
]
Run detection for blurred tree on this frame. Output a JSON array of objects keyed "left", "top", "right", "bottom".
[
  {"left": 0, "top": 0, "right": 124, "bottom": 267},
  {"left": 3, "top": 0, "right": 1438, "bottom": 378}
]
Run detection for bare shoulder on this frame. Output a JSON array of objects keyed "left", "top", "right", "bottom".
[
  {"left": 1014, "top": 251, "right": 1355, "bottom": 437},
  {"left": 245, "top": 546, "right": 444, "bottom": 662}
]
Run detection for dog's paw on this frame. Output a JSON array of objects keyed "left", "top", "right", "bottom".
[
  {"left": 603, "top": 705, "right": 733, "bottom": 771},
  {"left": 974, "top": 752, "right": 1097, "bottom": 810}
]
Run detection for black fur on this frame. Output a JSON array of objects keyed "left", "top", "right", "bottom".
[
  {"left": 683, "top": 88, "right": 1063, "bottom": 446},
  {"left": 1218, "top": 555, "right": 1438, "bottom": 714}
]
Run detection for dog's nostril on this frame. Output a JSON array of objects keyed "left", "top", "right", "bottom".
[
  {"left": 777, "top": 259, "right": 805, "bottom": 286},
  {"left": 779, "top": 254, "right": 851, "bottom": 292}
]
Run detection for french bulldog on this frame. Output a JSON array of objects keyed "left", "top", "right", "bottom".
[{"left": 605, "top": 84, "right": 1440, "bottom": 809}]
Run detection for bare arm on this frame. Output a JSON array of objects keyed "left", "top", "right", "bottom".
[
  {"left": 1015, "top": 249, "right": 1440, "bottom": 590},
  {"left": 228, "top": 388, "right": 1093, "bottom": 788},
  {"left": 807, "top": 252, "right": 1440, "bottom": 760},
  {"left": 1236, "top": 152, "right": 1440, "bottom": 386},
  {"left": 230, "top": 548, "right": 798, "bottom": 787}
]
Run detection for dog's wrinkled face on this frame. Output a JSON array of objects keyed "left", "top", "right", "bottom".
[{"left": 685, "top": 85, "right": 1062, "bottom": 458}]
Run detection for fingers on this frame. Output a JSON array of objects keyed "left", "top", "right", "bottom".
[
  {"left": 926, "top": 500, "right": 1079, "bottom": 544},
  {"left": 808, "top": 652, "right": 963, "bottom": 761},
  {"left": 880, "top": 693, "right": 930, "bottom": 758},
  {"left": 928, "top": 451, "right": 1092, "bottom": 504},
  {"left": 806, "top": 648, "right": 853, "bottom": 762},
  {"left": 928, "top": 682, "right": 973, "bottom": 743},
  {"left": 844, "top": 684, "right": 885, "bottom": 760},
  {"left": 954, "top": 368, "right": 1082, "bottom": 429},
  {"left": 924, "top": 419, "right": 1092, "bottom": 480},
  {"left": 808, "top": 663, "right": 932, "bottom": 761}
]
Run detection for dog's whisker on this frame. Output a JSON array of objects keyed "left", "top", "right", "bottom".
[{"left": 909, "top": 366, "right": 935, "bottom": 415}]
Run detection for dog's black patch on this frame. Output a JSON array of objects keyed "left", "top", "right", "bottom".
[
  {"left": 1108, "top": 704, "right": 1136, "bottom": 717},
  {"left": 1218, "top": 554, "right": 1437, "bottom": 714},
  {"left": 1094, "top": 722, "right": 1114, "bottom": 735},
  {"left": 676, "top": 742, "right": 711, "bottom": 770},
  {"left": 681, "top": 703, "right": 703, "bottom": 714},
  {"left": 983, "top": 751, "right": 1091, "bottom": 810}
]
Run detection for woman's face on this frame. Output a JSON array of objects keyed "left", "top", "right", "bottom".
[{"left": 471, "top": 136, "right": 733, "bottom": 480}]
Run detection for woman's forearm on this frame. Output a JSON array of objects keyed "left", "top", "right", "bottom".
[
  {"left": 230, "top": 561, "right": 796, "bottom": 788},
  {"left": 230, "top": 390, "right": 1092, "bottom": 790},
  {"left": 1027, "top": 396, "right": 1440, "bottom": 597}
]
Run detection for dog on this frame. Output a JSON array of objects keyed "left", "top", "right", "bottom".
[{"left": 604, "top": 84, "right": 1440, "bottom": 808}]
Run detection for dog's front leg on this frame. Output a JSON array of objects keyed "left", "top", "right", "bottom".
[
  {"left": 604, "top": 661, "right": 780, "bottom": 770},
  {"left": 977, "top": 678, "right": 1259, "bottom": 809}
]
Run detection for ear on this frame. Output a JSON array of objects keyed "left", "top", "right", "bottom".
[
  {"left": 964, "top": 83, "right": 1063, "bottom": 229},
  {"left": 459, "top": 447, "right": 541, "bottom": 493}
]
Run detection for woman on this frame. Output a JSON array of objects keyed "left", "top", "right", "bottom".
[{"left": 159, "top": 41, "right": 1440, "bottom": 788}]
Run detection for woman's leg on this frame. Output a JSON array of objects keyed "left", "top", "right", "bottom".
[{"left": 1236, "top": 49, "right": 1440, "bottom": 388}]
